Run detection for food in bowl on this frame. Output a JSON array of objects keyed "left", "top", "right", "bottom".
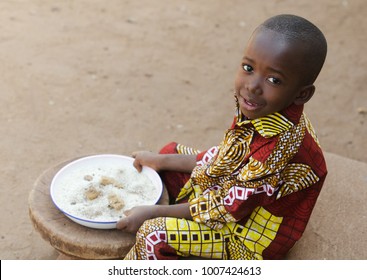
[{"left": 50, "top": 154, "right": 163, "bottom": 229}]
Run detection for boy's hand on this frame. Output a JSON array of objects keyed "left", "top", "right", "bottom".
[
  {"left": 132, "top": 151, "right": 197, "bottom": 173},
  {"left": 116, "top": 205, "right": 156, "bottom": 234},
  {"left": 131, "top": 151, "right": 161, "bottom": 172}
]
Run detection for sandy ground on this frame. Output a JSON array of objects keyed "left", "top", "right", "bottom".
[{"left": 0, "top": 0, "right": 366, "bottom": 260}]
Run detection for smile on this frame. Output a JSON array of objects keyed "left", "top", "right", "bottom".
[
  {"left": 239, "top": 94, "right": 264, "bottom": 111},
  {"left": 245, "top": 99, "right": 260, "bottom": 107}
]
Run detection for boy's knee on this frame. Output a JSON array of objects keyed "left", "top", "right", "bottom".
[{"left": 135, "top": 217, "right": 166, "bottom": 241}]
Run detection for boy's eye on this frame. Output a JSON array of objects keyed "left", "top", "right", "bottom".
[
  {"left": 267, "top": 77, "right": 281, "bottom": 85},
  {"left": 242, "top": 64, "right": 253, "bottom": 73}
]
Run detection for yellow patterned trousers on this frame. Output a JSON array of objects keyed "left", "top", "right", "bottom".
[
  {"left": 124, "top": 205, "right": 282, "bottom": 260},
  {"left": 124, "top": 217, "right": 228, "bottom": 260}
]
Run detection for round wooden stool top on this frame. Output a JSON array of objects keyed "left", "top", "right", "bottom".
[{"left": 28, "top": 158, "right": 169, "bottom": 259}]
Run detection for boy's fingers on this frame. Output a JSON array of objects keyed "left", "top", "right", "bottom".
[
  {"left": 133, "top": 159, "right": 143, "bottom": 172},
  {"left": 116, "top": 218, "right": 127, "bottom": 230},
  {"left": 131, "top": 151, "right": 145, "bottom": 158},
  {"left": 116, "top": 210, "right": 133, "bottom": 229},
  {"left": 131, "top": 151, "right": 143, "bottom": 172}
]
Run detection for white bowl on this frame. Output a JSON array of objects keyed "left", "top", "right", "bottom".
[{"left": 50, "top": 154, "right": 163, "bottom": 229}]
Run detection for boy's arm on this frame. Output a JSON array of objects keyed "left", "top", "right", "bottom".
[{"left": 132, "top": 151, "right": 197, "bottom": 173}]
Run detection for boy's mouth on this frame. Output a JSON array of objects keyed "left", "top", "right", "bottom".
[
  {"left": 240, "top": 95, "right": 264, "bottom": 110},
  {"left": 245, "top": 99, "right": 260, "bottom": 107}
]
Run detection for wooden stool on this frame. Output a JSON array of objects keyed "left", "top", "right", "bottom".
[{"left": 28, "top": 158, "right": 169, "bottom": 259}]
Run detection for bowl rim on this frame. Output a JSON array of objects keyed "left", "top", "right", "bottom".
[{"left": 50, "top": 154, "right": 163, "bottom": 226}]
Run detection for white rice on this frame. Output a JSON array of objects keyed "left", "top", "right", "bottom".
[{"left": 52, "top": 164, "right": 160, "bottom": 222}]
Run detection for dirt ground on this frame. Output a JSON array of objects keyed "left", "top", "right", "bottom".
[{"left": 0, "top": 0, "right": 366, "bottom": 260}]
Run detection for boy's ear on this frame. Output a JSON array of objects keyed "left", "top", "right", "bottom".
[{"left": 294, "top": 85, "right": 315, "bottom": 105}]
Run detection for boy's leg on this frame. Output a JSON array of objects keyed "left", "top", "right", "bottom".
[{"left": 124, "top": 217, "right": 227, "bottom": 260}]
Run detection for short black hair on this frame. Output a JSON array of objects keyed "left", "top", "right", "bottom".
[{"left": 259, "top": 14, "right": 327, "bottom": 84}]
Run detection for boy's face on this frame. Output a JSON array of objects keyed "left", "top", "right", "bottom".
[{"left": 234, "top": 28, "right": 311, "bottom": 119}]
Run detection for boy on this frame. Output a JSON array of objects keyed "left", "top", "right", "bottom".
[{"left": 117, "top": 14, "right": 328, "bottom": 260}]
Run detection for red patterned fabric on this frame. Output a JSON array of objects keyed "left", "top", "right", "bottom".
[
  {"left": 159, "top": 143, "right": 191, "bottom": 203},
  {"left": 156, "top": 103, "right": 327, "bottom": 259}
]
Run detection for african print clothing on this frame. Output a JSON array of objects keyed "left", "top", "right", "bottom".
[{"left": 124, "top": 103, "right": 327, "bottom": 260}]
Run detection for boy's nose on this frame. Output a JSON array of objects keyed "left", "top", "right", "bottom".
[{"left": 246, "top": 77, "right": 262, "bottom": 95}]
